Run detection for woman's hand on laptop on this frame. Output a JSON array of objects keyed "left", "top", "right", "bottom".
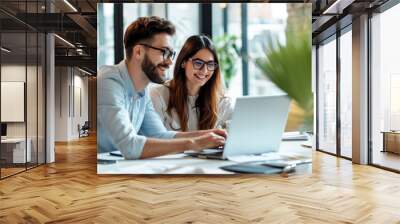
[
  {"left": 175, "top": 128, "right": 227, "bottom": 139},
  {"left": 191, "top": 132, "right": 226, "bottom": 151},
  {"left": 195, "top": 128, "right": 227, "bottom": 139},
  {"left": 209, "top": 128, "right": 227, "bottom": 139}
]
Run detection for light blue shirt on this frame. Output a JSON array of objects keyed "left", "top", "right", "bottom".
[{"left": 97, "top": 60, "right": 177, "bottom": 159}]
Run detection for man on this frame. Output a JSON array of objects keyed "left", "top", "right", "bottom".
[{"left": 98, "top": 16, "right": 226, "bottom": 159}]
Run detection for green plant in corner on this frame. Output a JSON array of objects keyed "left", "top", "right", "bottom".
[
  {"left": 214, "top": 34, "right": 240, "bottom": 88},
  {"left": 255, "top": 30, "right": 313, "bottom": 132}
]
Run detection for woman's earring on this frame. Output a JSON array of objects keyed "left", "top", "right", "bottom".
[{"left": 181, "top": 62, "right": 185, "bottom": 68}]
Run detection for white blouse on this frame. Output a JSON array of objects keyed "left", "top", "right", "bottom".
[{"left": 150, "top": 83, "right": 233, "bottom": 131}]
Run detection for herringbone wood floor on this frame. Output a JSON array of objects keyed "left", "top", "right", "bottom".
[{"left": 1, "top": 135, "right": 400, "bottom": 224}]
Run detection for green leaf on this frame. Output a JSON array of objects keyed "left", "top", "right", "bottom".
[
  {"left": 214, "top": 34, "right": 241, "bottom": 88},
  {"left": 255, "top": 31, "right": 313, "bottom": 131}
]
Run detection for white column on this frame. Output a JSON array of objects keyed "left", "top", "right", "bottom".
[
  {"left": 352, "top": 14, "right": 369, "bottom": 164},
  {"left": 46, "top": 33, "right": 55, "bottom": 163}
]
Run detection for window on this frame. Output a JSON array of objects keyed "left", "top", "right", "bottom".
[
  {"left": 247, "top": 4, "right": 287, "bottom": 97},
  {"left": 212, "top": 3, "right": 311, "bottom": 132},
  {"left": 339, "top": 29, "right": 352, "bottom": 158},
  {"left": 371, "top": 3, "right": 400, "bottom": 171},
  {"left": 122, "top": 3, "right": 199, "bottom": 79},
  {"left": 97, "top": 3, "right": 114, "bottom": 69},
  {"left": 166, "top": 4, "right": 199, "bottom": 52},
  {"left": 212, "top": 3, "right": 243, "bottom": 98},
  {"left": 318, "top": 37, "right": 337, "bottom": 154}
]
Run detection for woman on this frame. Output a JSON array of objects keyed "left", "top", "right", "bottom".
[{"left": 150, "top": 35, "right": 233, "bottom": 132}]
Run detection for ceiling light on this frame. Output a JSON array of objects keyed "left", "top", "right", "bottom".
[
  {"left": 63, "top": 0, "right": 78, "bottom": 12},
  {"left": 78, "top": 67, "right": 93, "bottom": 76},
  {"left": 54, "top": 34, "right": 75, "bottom": 48},
  {"left": 1, "top": 47, "right": 11, "bottom": 53},
  {"left": 76, "top": 48, "right": 85, "bottom": 55},
  {"left": 323, "top": 0, "right": 354, "bottom": 15}
]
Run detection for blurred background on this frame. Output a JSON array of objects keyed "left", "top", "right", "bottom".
[{"left": 98, "top": 3, "right": 312, "bottom": 133}]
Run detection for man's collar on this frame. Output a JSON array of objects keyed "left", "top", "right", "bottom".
[{"left": 118, "top": 60, "right": 146, "bottom": 98}]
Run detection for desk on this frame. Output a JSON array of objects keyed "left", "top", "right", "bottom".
[
  {"left": 381, "top": 131, "right": 400, "bottom": 154},
  {"left": 1, "top": 138, "right": 31, "bottom": 164},
  {"left": 97, "top": 141, "right": 312, "bottom": 174}
]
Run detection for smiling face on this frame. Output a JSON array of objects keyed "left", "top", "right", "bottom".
[
  {"left": 183, "top": 48, "right": 215, "bottom": 92},
  {"left": 140, "top": 33, "right": 174, "bottom": 84}
]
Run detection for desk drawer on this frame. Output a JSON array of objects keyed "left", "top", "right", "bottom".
[{"left": 384, "top": 133, "right": 400, "bottom": 154}]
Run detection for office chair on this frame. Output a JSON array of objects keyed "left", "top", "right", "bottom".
[{"left": 78, "top": 121, "right": 90, "bottom": 138}]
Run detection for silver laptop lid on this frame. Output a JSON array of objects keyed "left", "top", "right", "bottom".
[{"left": 222, "top": 95, "right": 291, "bottom": 159}]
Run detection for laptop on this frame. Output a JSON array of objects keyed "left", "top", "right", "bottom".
[{"left": 185, "top": 95, "right": 291, "bottom": 160}]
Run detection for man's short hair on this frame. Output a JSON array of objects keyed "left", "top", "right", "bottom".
[{"left": 124, "top": 16, "right": 176, "bottom": 59}]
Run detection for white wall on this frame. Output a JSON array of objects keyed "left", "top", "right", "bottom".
[
  {"left": 1, "top": 65, "right": 26, "bottom": 140},
  {"left": 54, "top": 67, "right": 89, "bottom": 141},
  {"left": 55, "top": 66, "right": 69, "bottom": 141},
  {"left": 73, "top": 73, "right": 89, "bottom": 137}
]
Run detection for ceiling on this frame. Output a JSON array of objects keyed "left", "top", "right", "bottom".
[
  {"left": 0, "top": 0, "right": 394, "bottom": 74},
  {"left": 0, "top": 0, "right": 97, "bottom": 73},
  {"left": 311, "top": 0, "right": 390, "bottom": 43}
]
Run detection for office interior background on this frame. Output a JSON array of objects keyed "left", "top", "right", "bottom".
[
  {"left": 0, "top": 1, "right": 399, "bottom": 176},
  {"left": 0, "top": 0, "right": 97, "bottom": 179},
  {"left": 0, "top": 1, "right": 400, "bottom": 223}
]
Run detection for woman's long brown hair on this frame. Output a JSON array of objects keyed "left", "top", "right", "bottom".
[{"left": 167, "top": 35, "right": 223, "bottom": 131}]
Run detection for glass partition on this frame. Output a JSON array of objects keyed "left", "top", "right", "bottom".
[
  {"left": 1, "top": 28, "right": 28, "bottom": 178},
  {"left": 371, "top": 3, "right": 400, "bottom": 171},
  {"left": 317, "top": 36, "right": 337, "bottom": 155},
  {"left": 0, "top": 0, "right": 46, "bottom": 179},
  {"left": 339, "top": 28, "right": 352, "bottom": 158}
]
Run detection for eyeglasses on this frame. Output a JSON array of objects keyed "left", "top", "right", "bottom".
[
  {"left": 189, "top": 58, "right": 218, "bottom": 71},
  {"left": 138, "top": 43, "right": 176, "bottom": 60}
]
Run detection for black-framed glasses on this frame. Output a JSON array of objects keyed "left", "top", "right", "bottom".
[
  {"left": 189, "top": 58, "right": 218, "bottom": 71},
  {"left": 137, "top": 43, "right": 176, "bottom": 60}
]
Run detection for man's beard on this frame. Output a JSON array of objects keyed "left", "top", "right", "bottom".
[{"left": 141, "top": 54, "right": 168, "bottom": 84}]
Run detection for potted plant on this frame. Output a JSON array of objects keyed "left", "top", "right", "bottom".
[
  {"left": 255, "top": 30, "right": 313, "bottom": 132},
  {"left": 214, "top": 34, "right": 240, "bottom": 88}
]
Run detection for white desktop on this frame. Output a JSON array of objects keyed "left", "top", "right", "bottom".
[{"left": 1, "top": 124, "right": 31, "bottom": 163}]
